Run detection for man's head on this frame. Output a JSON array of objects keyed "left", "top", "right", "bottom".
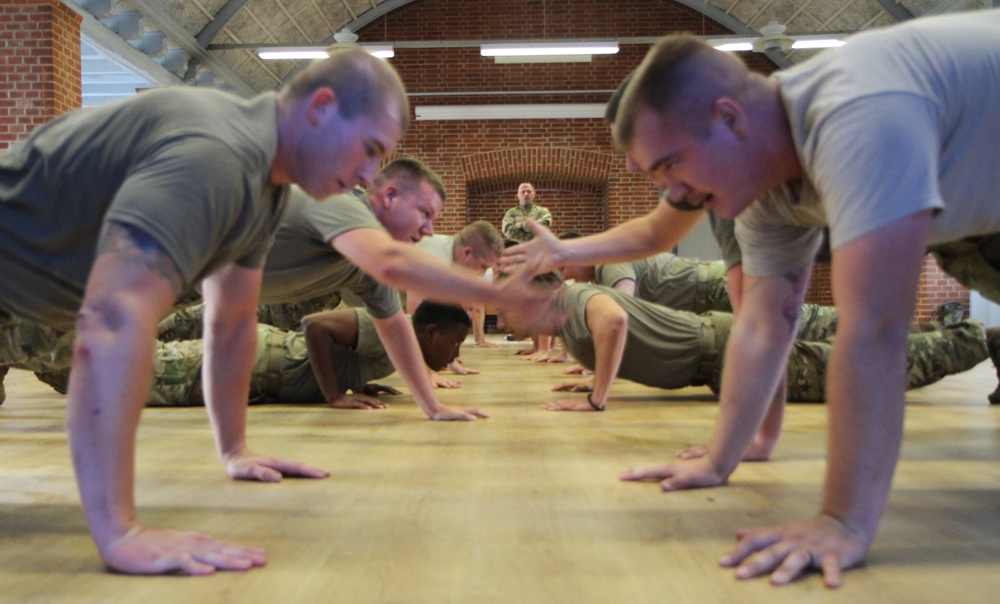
[
  {"left": 274, "top": 47, "right": 410, "bottom": 199},
  {"left": 452, "top": 221, "right": 503, "bottom": 275},
  {"left": 369, "top": 158, "right": 447, "bottom": 243},
  {"left": 412, "top": 301, "right": 472, "bottom": 371},
  {"left": 516, "top": 182, "right": 537, "bottom": 208},
  {"left": 493, "top": 271, "right": 564, "bottom": 334},
  {"left": 614, "top": 35, "right": 770, "bottom": 219}
]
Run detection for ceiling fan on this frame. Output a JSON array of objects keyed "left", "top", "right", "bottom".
[{"left": 708, "top": 21, "right": 847, "bottom": 53}]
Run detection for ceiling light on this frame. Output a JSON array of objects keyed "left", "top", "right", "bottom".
[
  {"left": 258, "top": 47, "right": 330, "bottom": 60},
  {"left": 791, "top": 38, "right": 846, "bottom": 49},
  {"left": 257, "top": 44, "right": 393, "bottom": 60},
  {"left": 480, "top": 41, "right": 619, "bottom": 57}
]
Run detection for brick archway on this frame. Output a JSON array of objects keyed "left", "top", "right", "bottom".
[{"left": 461, "top": 148, "right": 615, "bottom": 236}]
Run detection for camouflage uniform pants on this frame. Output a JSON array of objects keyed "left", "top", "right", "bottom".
[
  {"left": 37, "top": 325, "right": 297, "bottom": 406},
  {"left": 706, "top": 319, "right": 986, "bottom": 402},
  {"left": 693, "top": 261, "right": 733, "bottom": 314},
  {"left": 0, "top": 318, "right": 75, "bottom": 373},
  {"left": 929, "top": 236, "right": 1000, "bottom": 305},
  {"left": 796, "top": 304, "right": 839, "bottom": 342},
  {"left": 158, "top": 292, "right": 345, "bottom": 341}
]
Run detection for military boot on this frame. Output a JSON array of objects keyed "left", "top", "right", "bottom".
[{"left": 987, "top": 327, "right": 1000, "bottom": 404}]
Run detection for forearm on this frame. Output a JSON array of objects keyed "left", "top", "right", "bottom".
[
  {"left": 372, "top": 314, "right": 443, "bottom": 417},
  {"left": 558, "top": 206, "right": 701, "bottom": 267},
  {"left": 202, "top": 311, "right": 258, "bottom": 459},
  {"left": 589, "top": 324, "right": 627, "bottom": 408},
  {"left": 67, "top": 306, "right": 158, "bottom": 550},
  {"left": 821, "top": 329, "right": 907, "bottom": 542}
]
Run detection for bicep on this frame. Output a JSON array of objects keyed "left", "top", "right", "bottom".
[
  {"left": 201, "top": 263, "right": 262, "bottom": 324},
  {"left": 830, "top": 211, "right": 932, "bottom": 328}
]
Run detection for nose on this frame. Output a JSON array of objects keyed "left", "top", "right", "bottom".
[
  {"left": 422, "top": 221, "right": 434, "bottom": 236},
  {"left": 449, "top": 344, "right": 461, "bottom": 363}
]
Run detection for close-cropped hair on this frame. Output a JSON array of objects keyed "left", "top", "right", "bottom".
[
  {"left": 616, "top": 34, "right": 744, "bottom": 148},
  {"left": 281, "top": 46, "right": 410, "bottom": 132},
  {"left": 456, "top": 221, "right": 504, "bottom": 260},
  {"left": 413, "top": 301, "right": 472, "bottom": 330},
  {"left": 604, "top": 71, "right": 635, "bottom": 125},
  {"left": 373, "top": 157, "right": 447, "bottom": 202}
]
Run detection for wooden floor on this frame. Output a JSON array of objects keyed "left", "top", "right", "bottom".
[{"left": 3, "top": 336, "right": 1000, "bottom": 603}]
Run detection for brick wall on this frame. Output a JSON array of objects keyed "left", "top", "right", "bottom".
[
  {"left": 0, "top": 0, "right": 81, "bottom": 148},
  {"left": 371, "top": 0, "right": 770, "bottom": 236},
  {"left": 803, "top": 257, "right": 969, "bottom": 321},
  {"left": 368, "top": 0, "right": 971, "bottom": 316}
]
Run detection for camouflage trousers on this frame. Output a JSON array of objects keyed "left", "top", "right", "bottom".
[
  {"left": 693, "top": 261, "right": 732, "bottom": 314},
  {"left": 796, "top": 304, "right": 839, "bottom": 341},
  {"left": 706, "top": 317, "right": 986, "bottom": 402},
  {"left": 38, "top": 325, "right": 306, "bottom": 407},
  {"left": 0, "top": 318, "right": 75, "bottom": 373},
  {"left": 158, "top": 292, "right": 345, "bottom": 341},
  {"left": 930, "top": 236, "right": 1000, "bottom": 305}
]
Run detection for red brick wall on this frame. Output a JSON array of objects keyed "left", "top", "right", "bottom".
[
  {"left": 916, "top": 255, "right": 970, "bottom": 321},
  {"left": 804, "top": 256, "right": 970, "bottom": 321},
  {"left": 369, "top": 0, "right": 771, "bottom": 235},
  {"left": 0, "top": 0, "right": 81, "bottom": 148},
  {"left": 369, "top": 0, "right": 971, "bottom": 315}
]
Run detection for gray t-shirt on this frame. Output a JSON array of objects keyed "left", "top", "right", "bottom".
[
  {"left": 0, "top": 87, "right": 287, "bottom": 326},
  {"left": 738, "top": 10, "right": 1000, "bottom": 276},
  {"left": 557, "top": 283, "right": 703, "bottom": 389},
  {"left": 262, "top": 187, "right": 401, "bottom": 318}
]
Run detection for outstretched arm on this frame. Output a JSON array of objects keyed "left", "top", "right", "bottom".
[
  {"left": 333, "top": 228, "right": 563, "bottom": 338},
  {"left": 721, "top": 211, "right": 932, "bottom": 588},
  {"left": 201, "top": 264, "right": 330, "bottom": 482},
  {"left": 503, "top": 203, "right": 704, "bottom": 275},
  {"left": 66, "top": 222, "right": 265, "bottom": 575},
  {"left": 621, "top": 262, "right": 810, "bottom": 490}
]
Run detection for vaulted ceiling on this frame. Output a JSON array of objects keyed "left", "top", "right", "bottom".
[{"left": 66, "top": 0, "right": 991, "bottom": 99}]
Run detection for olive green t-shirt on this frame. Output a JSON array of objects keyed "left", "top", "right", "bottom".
[
  {"left": 0, "top": 87, "right": 287, "bottom": 327},
  {"left": 557, "top": 283, "right": 704, "bottom": 389},
  {"left": 262, "top": 187, "right": 401, "bottom": 318}
]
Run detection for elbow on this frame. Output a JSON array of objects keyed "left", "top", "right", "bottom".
[{"left": 368, "top": 246, "right": 411, "bottom": 286}]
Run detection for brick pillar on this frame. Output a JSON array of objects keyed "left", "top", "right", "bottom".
[{"left": 0, "top": 0, "right": 81, "bottom": 149}]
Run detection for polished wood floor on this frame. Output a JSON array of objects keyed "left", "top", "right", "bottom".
[{"left": 3, "top": 336, "right": 1000, "bottom": 603}]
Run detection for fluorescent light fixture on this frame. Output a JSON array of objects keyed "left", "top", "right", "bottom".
[
  {"left": 258, "top": 47, "right": 329, "bottom": 60},
  {"left": 415, "top": 104, "right": 606, "bottom": 121},
  {"left": 364, "top": 44, "right": 395, "bottom": 58},
  {"left": 791, "top": 38, "right": 845, "bottom": 49},
  {"left": 709, "top": 36, "right": 845, "bottom": 53},
  {"left": 480, "top": 41, "right": 618, "bottom": 57},
  {"left": 710, "top": 41, "right": 753, "bottom": 52},
  {"left": 258, "top": 44, "right": 394, "bottom": 60}
]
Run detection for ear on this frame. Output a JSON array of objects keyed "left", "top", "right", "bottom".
[
  {"left": 713, "top": 97, "right": 746, "bottom": 138},
  {"left": 382, "top": 184, "right": 399, "bottom": 207},
  {"left": 306, "top": 87, "right": 338, "bottom": 126}
]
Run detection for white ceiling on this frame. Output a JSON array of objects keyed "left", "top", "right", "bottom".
[{"left": 71, "top": 0, "right": 996, "bottom": 102}]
